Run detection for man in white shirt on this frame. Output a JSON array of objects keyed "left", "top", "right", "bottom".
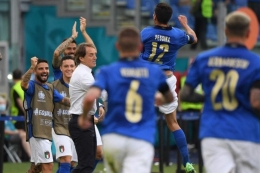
[{"left": 69, "top": 43, "right": 104, "bottom": 173}]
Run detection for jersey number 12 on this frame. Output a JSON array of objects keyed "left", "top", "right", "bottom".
[{"left": 148, "top": 42, "right": 169, "bottom": 64}]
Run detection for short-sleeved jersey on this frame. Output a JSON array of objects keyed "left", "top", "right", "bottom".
[
  {"left": 93, "top": 58, "right": 168, "bottom": 144},
  {"left": 185, "top": 44, "right": 260, "bottom": 143},
  {"left": 24, "top": 80, "right": 64, "bottom": 139},
  {"left": 139, "top": 26, "right": 189, "bottom": 71}
]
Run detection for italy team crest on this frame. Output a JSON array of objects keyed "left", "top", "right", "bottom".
[
  {"left": 44, "top": 151, "right": 50, "bottom": 159},
  {"left": 59, "top": 145, "right": 65, "bottom": 153}
]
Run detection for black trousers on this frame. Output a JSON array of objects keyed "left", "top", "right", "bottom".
[{"left": 69, "top": 114, "right": 96, "bottom": 173}]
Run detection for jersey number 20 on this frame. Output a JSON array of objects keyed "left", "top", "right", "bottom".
[
  {"left": 210, "top": 69, "right": 239, "bottom": 111},
  {"left": 125, "top": 80, "right": 143, "bottom": 123},
  {"left": 148, "top": 42, "right": 169, "bottom": 64}
]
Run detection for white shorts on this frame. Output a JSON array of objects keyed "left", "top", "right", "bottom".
[
  {"left": 159, "top": 75, "right": 178, "bottom": 114},
  {"left": 102, "top": 133, "right": 154, "bottom": 173},
  {"left": 95, "top": 125, "right": 102, "bottom": 146},
  {"left": 29, "top": 137, "right": 53, "bottom": 165},
  {"left": 51, "top": 129, "right": 78, "bottom": 162},
  {"left": 202, "top": 138, "right": 260, "bottom": 173}
]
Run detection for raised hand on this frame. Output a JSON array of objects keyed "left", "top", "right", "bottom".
[
  {"left": 31, "top": 56, "right": 38, "bottom": 69},
  {"left": 72, "top": 21, "right": 78, "bottom": 39},
  {"left": 80, "top": 17, "right": 87, "bottom": 33},
  {"left": 178, "top": 15, "right": 188, "bottom": 27}
]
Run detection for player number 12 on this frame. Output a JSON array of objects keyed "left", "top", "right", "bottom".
[{"left": 148, "top": 42, "right": 169, "bottom": 64}]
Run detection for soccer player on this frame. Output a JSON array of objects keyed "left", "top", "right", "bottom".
[
  {"left": 52, "top": 56, "right": 77, "bottom": 173},
  {"left": 21, "top": 57, "right": 70, "bottom": 173},
  {"left": 180, "top": 11, "right": 260, "bottom": 173},
  {"left": 139, "top": 2, "right": 197, "bottom": 172},
  {"left": 52, "top": 17, "right": 95, "bottom": 80},
  {"left": 80, "top": 27, "right": 173, "bottom": 173}
]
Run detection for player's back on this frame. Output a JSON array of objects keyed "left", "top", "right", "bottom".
[
  {"left": 140, "top": 26, "right": 188, "bottom": 71},
  {"left": 186, "top": 44, "right": 260, "bottom": 143},
  {"left": 97, "top": 59, "right": 166, "bottom": 144}
]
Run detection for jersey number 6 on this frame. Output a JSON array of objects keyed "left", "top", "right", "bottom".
[{"left": 125, "top": 80, "right": 143, "bottom": 123}]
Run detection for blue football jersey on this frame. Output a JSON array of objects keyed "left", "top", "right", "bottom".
[
  {"left": 93, "top": 58, "right": 168, "bottom": 144},
  {"left": 140, "top": 26, "right": 189, "bottom": 71},
  {"left": 185, "top": 44, "right": 260, "bottom": 143}
]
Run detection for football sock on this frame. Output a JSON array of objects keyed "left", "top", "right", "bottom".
[
  {"left": 92, "top": 159, "right": 100, "bottom": 172},
  {"left": 173, "top": 129, "right": 190, "bottom": 166},
  {"left": 58, "top": 162, "right": 71, "bottom": 173},
  {"left": 70, "top": 166, "right": 75, "bottom": 172}
]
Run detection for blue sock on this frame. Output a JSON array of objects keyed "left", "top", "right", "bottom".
[
  {"left": 92, "top": 159, "right": 100, "bottom": 172},
  {"left": 58, "top": 162, "right": 71, "bottom": 173},
  {"left": 173, "top": 129, "right": 190, "bottom": 166},
  {"left": 70, "top": 166, "right": 75, "bottom": 172}
]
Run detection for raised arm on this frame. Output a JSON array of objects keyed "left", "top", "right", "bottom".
[
  {"left": 80, "top": 17, "right": 96, "bottom": 48},
  {"left": 52, "top": 22, "right": 78, "bottom": 68},
  {"left": 178, "top": 15, "right": 198, "bottom": 44},
  {"left": 21, "top": 57, "right": 38, "bottom": 90}
]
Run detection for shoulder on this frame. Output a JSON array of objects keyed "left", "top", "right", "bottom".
[
  {"left": 52, "top": 80, "right": 59, "bottom": 87},
  {"left": 140, "top": 26, "right": 155, "bottom": 37},
  {"left": 196, "top": 47, "right": 223, "bottom": 61},
  {"left": 46, "top": 82, "right": 54, "bottom": 89},
  {"left": 96, "top": 63, "right": 117, "bottom": 75},
  {"left": 141, "top": 26, "right": 154, "bottom": 33}
]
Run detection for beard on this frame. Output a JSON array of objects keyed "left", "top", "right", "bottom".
[
  {"left": 35, "top": 73, "right": 48, "bottom": 83},
  {"left": 64, "top": 53, "right": 75, "bottom": 58}
]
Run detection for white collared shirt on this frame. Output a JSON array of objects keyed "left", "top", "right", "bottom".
[{"left": 69, "top": 63, "right": 97, "bottom": 115}]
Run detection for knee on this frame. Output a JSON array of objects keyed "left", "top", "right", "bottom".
[
  {"left": 42, "top": 163, "right": 53, "bottom": 172},
  {"left": 19, "top": 130, "right": 26, "bottom": 139},
  {"left": 59, "top": 156, "right": 72, "bottom": 163},
  {"left": 96, "top": 146, "right": 103, "bottom": 160}
]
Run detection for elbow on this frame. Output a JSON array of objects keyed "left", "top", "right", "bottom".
[
  {"left": 83, "top": 95, "right": 95, "bottom": 106},
  {"left": 20, "top": 82, "right": 26, "bottom": 90}
]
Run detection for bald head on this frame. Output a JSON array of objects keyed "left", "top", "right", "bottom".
[{"left": 225, "top": 11, "right": 250, "bottom": 38}]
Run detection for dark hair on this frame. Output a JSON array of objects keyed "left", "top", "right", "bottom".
[
  {"left": 75, "top": 43, "right": 96, "bottom": 65},
  {"left": 154, "top": 3, "right": 173, "bottom": 24},
  {"left": 118, "top": 27, "right": 140, "bottom": 52},
  {"left": 62, "top": 38, "right": 77, "bottom": 45},
  {"left": 12, "top": 69, "right": 22, "bottom": 80},
  {"left": 36, "top": 59, "right": 48, "bottom": 66},
  {"left": 60, "top": 55, "right": 76, "bottom": 67}
]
